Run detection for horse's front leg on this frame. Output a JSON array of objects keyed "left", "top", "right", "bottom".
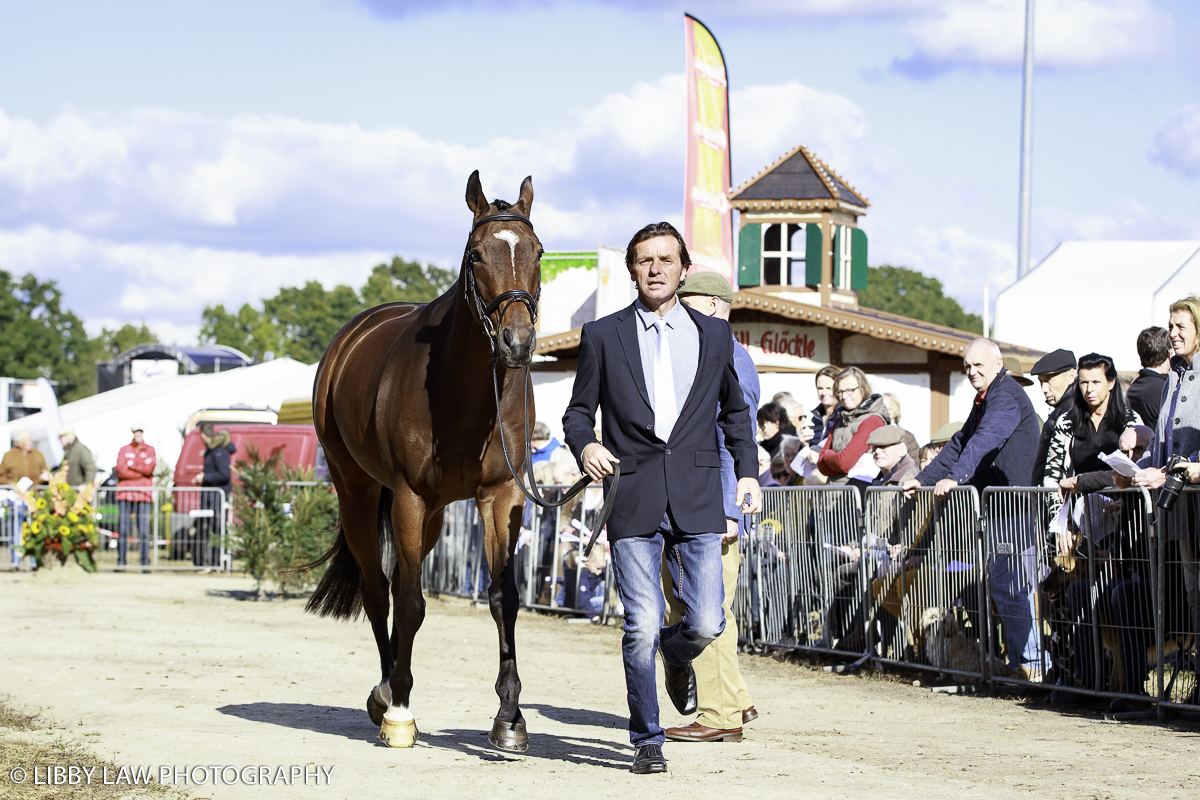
[
  {"left": 378, "top": 481, "right": 428, "bottom": 748},
  {"left": 477, "top": 480, "right": 528, "bottom": 751}
]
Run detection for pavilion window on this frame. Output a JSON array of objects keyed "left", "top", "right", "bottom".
[{"left": 759, "top": 223, "right": 807, "bottom": 287}]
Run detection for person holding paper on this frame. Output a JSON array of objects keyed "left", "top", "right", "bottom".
[
  {"left": 1040, "top": 353, "right": 1146, "bottom": 709},
  {"left": 1123, "top": 296, "right": 1200, "bottom": 705},
  {"left": 1044, "top": 353, "right": 1137, "bottom": 504},
  {"left": 816, "top": 367, "right": 890, "bottom": 487}
]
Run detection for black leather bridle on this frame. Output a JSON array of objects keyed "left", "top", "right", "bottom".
[
  {"left": 462, "top": 212, "right": 541, "bottom": 354},
  {"left": 464, "top": 211, "right": 619, "bottom": 559}
]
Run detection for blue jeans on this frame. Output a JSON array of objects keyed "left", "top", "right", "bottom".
[
  {"left": 118, "top": 500, "right": 151, "bottom": 566},
  {"left": 987, "top": 512, "right": 1047, "bottom": 671},
  {"left": 610, "top": 514, "right": 725, "bottom": 747}
]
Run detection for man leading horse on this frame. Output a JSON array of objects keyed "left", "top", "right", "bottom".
[{"left": 563, "top": 222, "right": 761, "bottom": 774}]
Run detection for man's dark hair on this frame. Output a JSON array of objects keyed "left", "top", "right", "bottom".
[
  {"left": 625, "top": 222, "right": 691, "bottom": 271},
  {"left": 756, "top": 401, "right": 791, "bottom": 428},
  {"left": 1136, "top": 326, "right": 1170, "bottom": 368}
]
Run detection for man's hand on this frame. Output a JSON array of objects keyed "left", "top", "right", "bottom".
[
  {"left": 1184, "top": 462, "right": 1200, "bottom": 485},
  {"left": 1131, "top": 467, "right": 1166, "bottom": 490},
  {"left": 736, "top": 477, "right": 761, "bottom": 514},
  {"left": 722, "top": 518, "right": 738, "bottom": 546},
  {"left": 933, "top": 478, "right": 959, "bottom": 499},
  {"left": 191, "top": 473, "right": 203, "bottom": 486},
  {"left": 901, "top": 478, "right": 922, "bottom": 498},
  {"left": 580, "top": 442, "right": 619, "bottom": 482}
]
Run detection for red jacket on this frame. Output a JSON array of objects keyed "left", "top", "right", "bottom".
[{"left": 115, "top": 441, "right": 157, "bottom": 503}]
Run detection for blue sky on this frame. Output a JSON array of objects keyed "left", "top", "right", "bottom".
[{"left": 0, "top": 0, "right": 1196, "bottom": 343}]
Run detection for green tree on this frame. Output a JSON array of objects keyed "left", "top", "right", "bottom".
[
  {"left": 200, "top": 303, "right": 282, "bottom": 363},
  {"left": 201, "top": 257, "right": 454, "bottom": 364},
  {"left": 0, "top": 270, "right": 95, "bottom": 402},
  {"left": 94, "top": 323, "right": 159, "bottom": 361},
  {"left": 857, "top": 265, "right": 984, "bottom": 334},
  {"left": 360, "top": 257, "right": 455, "bottom": 307}
]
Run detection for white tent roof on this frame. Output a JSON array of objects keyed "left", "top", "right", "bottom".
[
  {"left": 0, "top": 357, "right": 318, "bottom": 478},
  {"left": 993, "top": 241, "right": 1200, "bottom": 372}
]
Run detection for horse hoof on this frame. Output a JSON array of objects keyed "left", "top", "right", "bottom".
[
  {"left": 379, "top": 717, "right": 419, "bottom": 748},
  {"left": 488, "top": 719, "right": 528, "bottom": 752},
  {"left": 367, "top": 689, "right": 387, "bottom": 727}
]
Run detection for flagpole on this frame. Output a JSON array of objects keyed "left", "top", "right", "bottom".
[{"left": 1017, "top": 0, "right": 1035, "bottom": 279}]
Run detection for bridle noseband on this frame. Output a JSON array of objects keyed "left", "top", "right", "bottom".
[{"left": 462, "top": 212, "right": 541, "bottom": 354}]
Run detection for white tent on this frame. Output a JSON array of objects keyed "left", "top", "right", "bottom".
[
  {"left": 993, "top": 241, "right": 1200, "bottom": 372},
  {"left": 0, "top": 358, "right": 318, "bottom": 479}
]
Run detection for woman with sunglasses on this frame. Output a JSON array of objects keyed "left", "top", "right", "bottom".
[{"left": 816, "top": 367, "right": 891, "bottom": 485}]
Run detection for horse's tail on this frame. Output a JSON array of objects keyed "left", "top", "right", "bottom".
[{"left": 304, "top": 486, "right": 395, "bottom": 620}]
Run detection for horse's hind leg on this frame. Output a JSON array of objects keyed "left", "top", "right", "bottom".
[
  {"left": 325, "top": 466, "right": 393, "bottom": 726},
  {"left": 379, "top": 481, "right": 428, "bottom": 748},
  {"left": 478, "top": 481, "right": 528, "bottom": 752}
]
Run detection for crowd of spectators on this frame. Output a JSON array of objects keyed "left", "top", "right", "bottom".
[{"left": 520, "top": 297, "right": 1199, "bottom": 713}]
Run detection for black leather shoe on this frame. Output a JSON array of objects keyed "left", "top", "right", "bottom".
[
  {"left": 631, "top": 744, "right": 668, "bottom": 774},
  {"left": 661, "top": 654, "right": 697, "bottom": 715}
]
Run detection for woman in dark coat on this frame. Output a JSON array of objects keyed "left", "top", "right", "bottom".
[{"left": 190, "top": 422, "right": 237, "bottom": 567}]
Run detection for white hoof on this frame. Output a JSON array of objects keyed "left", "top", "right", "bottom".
[{"left": 379, "top": 717, "right": 419, "bottom": 748}]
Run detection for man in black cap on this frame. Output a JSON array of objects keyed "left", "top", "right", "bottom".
[{"left": 1029, "top": 348, "right": 1076, "bottom": 486}]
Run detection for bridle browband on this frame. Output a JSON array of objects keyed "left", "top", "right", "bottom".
[
  {"left": 463, "top": 210, "right": 619, "bottom": 558},
  {"left": 462, "top": 212, "right": 541, "bottom": 354}
]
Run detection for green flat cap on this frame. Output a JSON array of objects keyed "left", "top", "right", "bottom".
[
  {"left": 930, "top": 421, "right": 963, "bottom": 444},
  {"left": 867, "top": 426, "right": 906, "bottom": 447},
  {"left": 677, "top": 270, "right": 734, "bottom": 303}
]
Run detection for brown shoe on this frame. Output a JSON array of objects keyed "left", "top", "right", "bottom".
[
  {"left": 664, "top": 722, "right": 743, "bottom": 742},
  {"left": 742, "top": 706, "right": 758, "bottom": 725}
]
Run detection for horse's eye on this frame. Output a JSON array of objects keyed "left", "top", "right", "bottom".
[{"left": 469, "top": 249, "right": 482, "bottom": 263}]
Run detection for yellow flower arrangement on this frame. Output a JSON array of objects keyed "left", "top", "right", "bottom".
[{"left": 16, "top": 461, "right": 100, "bottom": 573}]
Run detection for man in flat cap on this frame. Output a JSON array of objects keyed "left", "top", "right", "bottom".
[
  {"left": 660, "top": 270, "right": 759, "bottom": 743},
  {"left": 1030, "top": 348, "right": 1076, "bottom": 486},
  {"left": 868, "top": 425, "right": 919, "bottom": 486}
]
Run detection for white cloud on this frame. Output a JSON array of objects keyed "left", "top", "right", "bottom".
[
  {"left": 895, "top": 0, "right": 1171, "bottom": 73},
  {"left": 731, "top": 81, "right": 871, "bottom": 186},
  {"left": 875, "top": 224, "right": 1016, "bottom": 314},
  {"left": 1149, "top": 104, "right": 1200, "bottom": 180},
  {"left": 0, "top": 74, "right": 876, "bottom": 339}
]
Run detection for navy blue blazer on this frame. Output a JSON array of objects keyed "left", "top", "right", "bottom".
[
  {"left": 916, "top": 368, "right": 1039, "bottom": 489},
  {"left": 563, "top": 302, "right": 758, "bottom": 539}
]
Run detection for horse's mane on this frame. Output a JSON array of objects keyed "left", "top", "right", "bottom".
[{"left": 490, "top": 199, "right": 513, "bottom": 212}]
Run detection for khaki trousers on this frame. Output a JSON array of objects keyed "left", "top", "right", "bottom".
[{"left": 662, "top": 540, "right": 751, "bottom": 729}]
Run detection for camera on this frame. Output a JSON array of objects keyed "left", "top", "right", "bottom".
[{"left": 1156, "top": 454, "right": 1190, "bottom": 511}]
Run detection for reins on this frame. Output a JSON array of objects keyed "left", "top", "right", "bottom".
[{"left": 467, "top": 211, "right": 620, "bottom": 559}]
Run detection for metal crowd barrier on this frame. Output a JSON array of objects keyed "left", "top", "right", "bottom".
[
  {"left": 422, "top": 487, "right": 614, "bottom": 620},
  {"left": 393, "top": 479, "right": 1200, "bottom": 718},
  {"left": 2, "top": 485, "right": 230, "bottom": 571}
]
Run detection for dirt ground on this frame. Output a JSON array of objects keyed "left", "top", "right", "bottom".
[{"left": 1, "top": 566, "right": 1198, "bottom": 800}]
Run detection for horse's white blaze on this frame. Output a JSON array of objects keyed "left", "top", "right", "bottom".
[
  {"left": 376, "top": 680, "right": 414, "bottom": 722},
  {"left": 493, "top": 230, "right": 520, "bottom": 279}
]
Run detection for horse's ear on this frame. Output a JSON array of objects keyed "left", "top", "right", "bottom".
[
  {"left": 465, "top": 170, "right": 488, "bottom": 217},
  {"left": 514, "top": 175, "right": 534, "bottom": 216}
]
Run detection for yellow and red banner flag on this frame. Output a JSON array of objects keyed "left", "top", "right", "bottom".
[{"left": 683, "top": 14, "right": 733, "bottom": 283}]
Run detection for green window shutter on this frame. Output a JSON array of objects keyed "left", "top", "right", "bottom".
[
  {"left": 737, "top": 223, "right": 761, "bottom": 287},
  {"left": 851, "top": 228, "right": 869, "bottom": 290},
  {"left": 831, "top": 225, "right": 842, "bottom": 287},
  {"left": 805, "top": 223, "right": 822, "bottom": 287}
]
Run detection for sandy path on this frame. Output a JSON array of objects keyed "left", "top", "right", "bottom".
[{"left": 0, "top": 567, "right": 1197, "bottom": 800}]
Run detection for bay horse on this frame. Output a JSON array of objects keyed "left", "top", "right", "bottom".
[{"left": 306, "top": 171, "right": 542, "bottom": 750}]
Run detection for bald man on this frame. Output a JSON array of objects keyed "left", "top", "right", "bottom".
[{"left": 902, "top": 338, "right": 1044, "bottom": 679}]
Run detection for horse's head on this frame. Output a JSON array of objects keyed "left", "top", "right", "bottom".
[{"left": 463, "top": 171, "right": 542, "bottom": 368}]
